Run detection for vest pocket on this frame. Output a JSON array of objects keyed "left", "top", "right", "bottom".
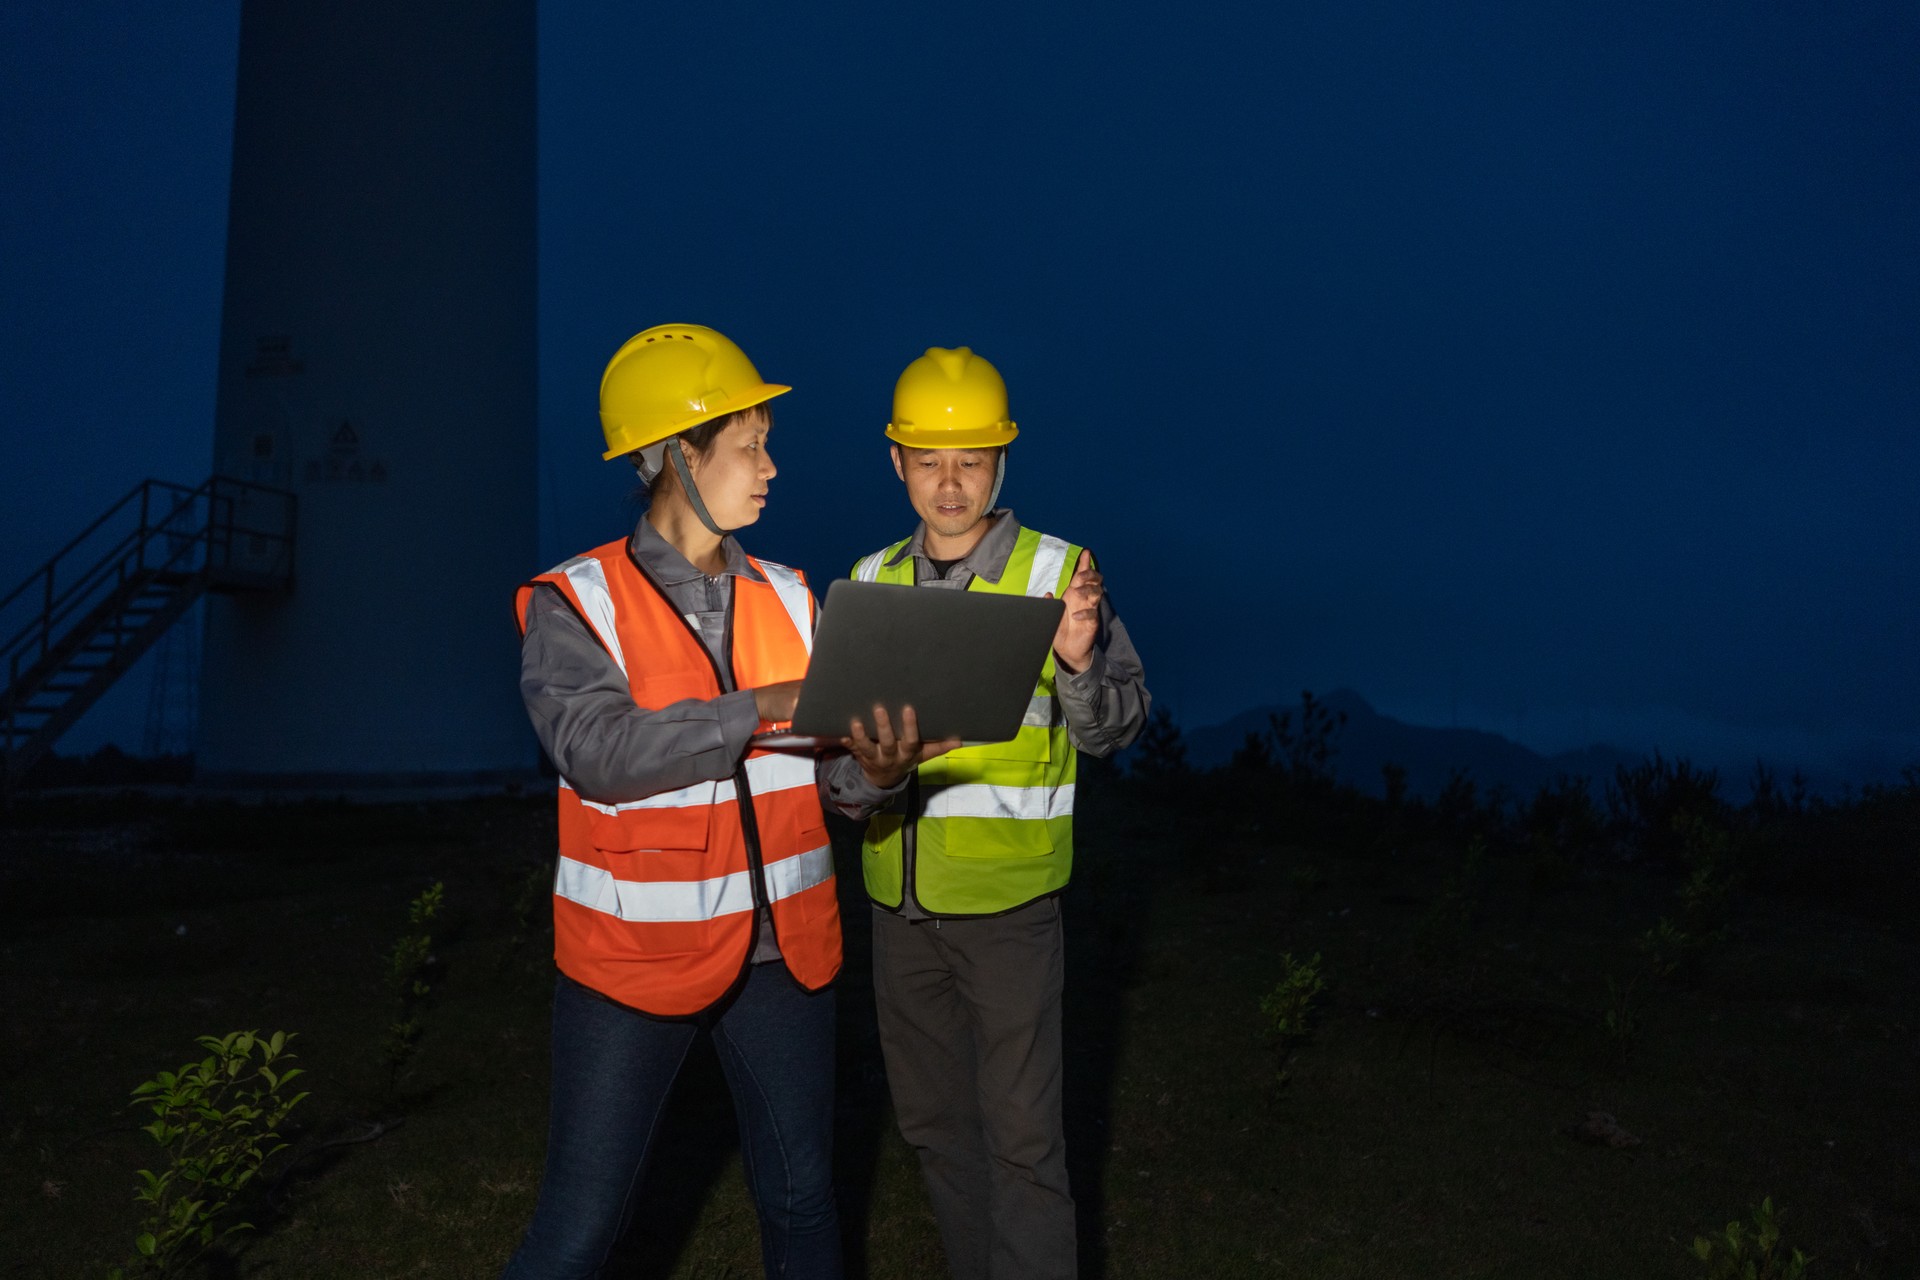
[
  {"left": 752, "top": 779, "right": 830, "bottom": 856},
  {"left": 585, "top": 781, "right": 716, "bottom": 853},
  {"left": 605, "top": 892, "right": 715, "bottom": 958},
  {"left": 939, "top": 723, "right": 1053, "bottom": 769}
]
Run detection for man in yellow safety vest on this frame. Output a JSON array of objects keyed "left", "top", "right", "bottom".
[{"left": 851, "top": 346, "right": 1150, "bottom": 1280}]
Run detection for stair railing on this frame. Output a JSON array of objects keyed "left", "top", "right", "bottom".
[{"left": 1, "top": 476, "right": 296, "bottom": 755}]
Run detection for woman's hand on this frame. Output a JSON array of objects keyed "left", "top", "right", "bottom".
[
  {"left": 752, "top": 680, "right": 804, "bottom": 724},
  {"left": 844, "top": 704, "right": 962, "bottom": 788}
]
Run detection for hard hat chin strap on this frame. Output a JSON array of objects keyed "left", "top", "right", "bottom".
[
  {"left": 667, "top": 436, "right": 728, "bottom": 536},
  {"left": 988, "top": 449, "right": 1006, "bottom": 511}
]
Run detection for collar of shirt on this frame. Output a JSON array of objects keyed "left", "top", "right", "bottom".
[
  {"left": 883, "top": 509, "right": 1023, "bottom": 585},
  {"left": 627, "top": 514, "right": 768, "bottom": 587}
]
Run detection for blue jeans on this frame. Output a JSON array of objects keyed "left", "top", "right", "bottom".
[{"left": 502, "top": 965, "right": 843, "bottom": 1279}]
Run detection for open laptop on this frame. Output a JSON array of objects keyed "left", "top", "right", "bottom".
[{"left": 753, "top": 579, "right": 1065, "bottom": 749}]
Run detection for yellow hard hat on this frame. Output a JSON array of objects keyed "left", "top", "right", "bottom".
[
  {"left": 598, "top": 324, "right": 790, "bottom": 461},
  {"left": 885, "top": 347, "right": 1018, "bottom": 449}
]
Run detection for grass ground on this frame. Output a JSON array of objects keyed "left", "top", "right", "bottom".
[{"left": 3, "top": 770, "right": 1915, "bottom": 1278}]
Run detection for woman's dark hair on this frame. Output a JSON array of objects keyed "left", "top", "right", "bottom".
[{"left": 641, "top": 403, "right": 773, "bottom": 498}]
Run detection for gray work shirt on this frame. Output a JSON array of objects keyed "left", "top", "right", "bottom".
[
  {"left": 520, "top": 516, "right": 902, "bottom": 961},
  {"left": 873, "top": 509, "right": 1152, "bottom": 917}
]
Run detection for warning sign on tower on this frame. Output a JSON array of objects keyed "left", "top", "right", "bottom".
[
  {"left": 305, "top": 420, "right": 389, "bottom": 484},
  {"left": 246, "top": 335, "right": 304, "bottom": 378}
]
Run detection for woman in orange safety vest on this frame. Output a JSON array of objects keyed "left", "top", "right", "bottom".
[{"left": 501, "top": 325, "right": 947, "bottom": 1280}]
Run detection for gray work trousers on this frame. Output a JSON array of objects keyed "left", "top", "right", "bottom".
[{"left": 871, "top": 898, "right": 1076, "bottom": 1280}]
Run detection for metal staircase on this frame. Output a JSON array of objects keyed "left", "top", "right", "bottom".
[{"left": 1, "top": 476, "right": 296, "bottom": 789}]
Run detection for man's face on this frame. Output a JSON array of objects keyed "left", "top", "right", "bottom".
[{"left": 891, "top": 444, "right": 998, "bottom": 540}]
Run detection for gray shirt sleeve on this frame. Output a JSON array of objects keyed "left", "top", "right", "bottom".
[
  {"left": 522, "top": 581, "right": 904, "bottom": 818},
  {"left": 520, "top": 584, "right": 760, "bottom": 803},
  {"left": 1054, "top": 594, "right": 1151, "bottom": 758},
  {"left": 818, "top": 751, "right": 907, "bottom": 819}
]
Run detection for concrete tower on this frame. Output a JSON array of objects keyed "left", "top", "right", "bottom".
[{"left": 199, "top": 0, "right": 537, "bottom": 785}]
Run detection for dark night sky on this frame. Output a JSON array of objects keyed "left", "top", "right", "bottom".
[{"left": 4, "top": 2, "right": 1916, "bottom": 783}]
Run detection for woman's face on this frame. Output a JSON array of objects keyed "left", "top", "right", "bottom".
[{"left": 686, "top": 409, "right": 777, "bottom": 530}]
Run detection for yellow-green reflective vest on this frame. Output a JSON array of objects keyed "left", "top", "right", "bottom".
[{"left": 851, "top": 525, "right": 1082, "bottom": 916}]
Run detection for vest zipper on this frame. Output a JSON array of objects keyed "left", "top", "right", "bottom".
[
  {"left": 902, "top": 771, "right": 920, "bottom": 913},
  {"left": 733, "top": 760, "right": 772, "bottom": 916},
  {"left": 715, "top": 582, "right": 775, "bottom": 930}
]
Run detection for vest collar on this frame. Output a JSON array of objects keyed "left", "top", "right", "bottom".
[
  {"left": 628, "top": 514, "right": 768, "bottom": 587},
  {"left": 884, "top": 509, "right": 1023, "bottom": 584}
]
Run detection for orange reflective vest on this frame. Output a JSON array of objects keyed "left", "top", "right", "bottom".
[{"left": 515, "top": 539, "right": 841, "bottom": 1017}]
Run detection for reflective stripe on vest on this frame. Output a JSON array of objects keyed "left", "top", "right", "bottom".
[
  {"left": 517, "top": 539, "right": 840, "bottom": 1016},
  {"left": 548, "top": 553, "right": 627, "bottom": 673},
  {"left": 541, "top": 551, "right": 816, "bottom": 678},
  {"left": 854, "top": 525, "right": 1082, "bottom": 916},
  {"left": 757, "top": 558, "right": 817, "bottom": 654},
  {"left": 922, "top": 781, "right": 1077, "bottom": 822},
  {"left": 555, "top": 842, "right": 833, "bottom": 924},
  {"left": 561, "top": 751, "right": 816, "bottom": 816}
]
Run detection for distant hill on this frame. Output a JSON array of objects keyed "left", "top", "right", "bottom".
[{"left": 1184, "top": 689, "right": 1642, "bottom": 802}]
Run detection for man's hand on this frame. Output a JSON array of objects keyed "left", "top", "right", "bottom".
[
  {"left": 844, "top": 704, "right": 961, "bottom": 788},
  {"left": 752, "top": 680, "right": 803, "bottom": 724},
  {"left": 1048, "top": 549, "right": 1102, "bottom": 674}
]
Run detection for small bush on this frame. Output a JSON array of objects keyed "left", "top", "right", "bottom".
[
  {"left": 1692, "top": 1196, "right": 1811, "bottom": 1279},
  {"left": 1674, "top": 814, "right": 1736, "bottom": 946},
  {"left": 1259, "top": 952, "right": 1328, "bottom": 1088},
  {"left": 508, "top": 859, "right": 551, "bottom": 945},
  {"left": 1602, "top": 974, "right": 1640, "bottom": 1054},
  {"left": 384, "top": 881, "right": 445, "bottom": 1093},
  {"left": 1288, "top": 861, "right": 1327, "bottom": 901},
  {"left": 1637, "top": 917, "right": 1691, "bottom": 980},
  {"left": 1604, "top": 911, "right": 1698, "bottom": 1067},
  {"left": 113, "top": 1030, "right": 308, "bottom": 1278}
]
